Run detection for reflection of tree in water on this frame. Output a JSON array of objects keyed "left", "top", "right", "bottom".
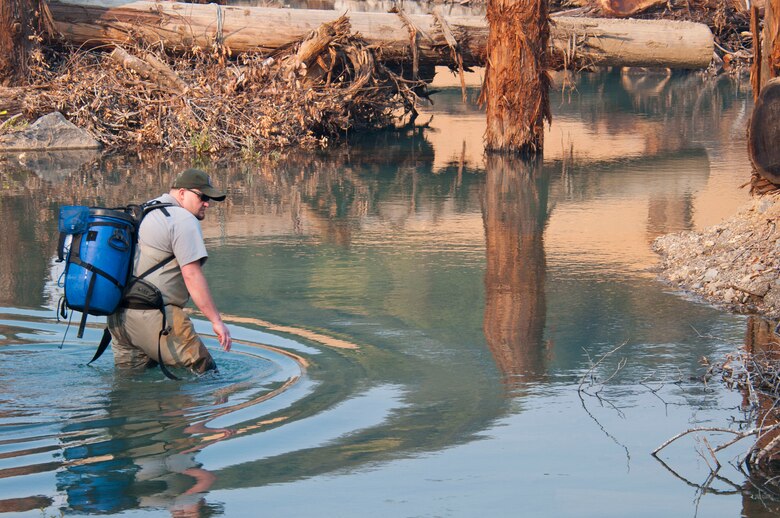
[
  {"left": 655, "top": 317, "right": 780, "bottom": 514},
  {"left": 731, "top": 318, "right": 780, "bottom": 515},
  {"left": 561, "top": 69, "right": 750, "bottom": 126},
  {"left": 743, "top": 318, "right": 780, "bottom": 466},
  {"left": 295, "top": 126, "right": 444, "bottom": 247},
  {"left": 482, "top": 154, "right": 551, "bottom": 383},
  {"left": 645, "top": 191, "right": 694, "bottom": 242}
]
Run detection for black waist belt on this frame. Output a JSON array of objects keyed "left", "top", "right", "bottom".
[{"left": 122, "top": 300, "right": 168, "bottom": 310}]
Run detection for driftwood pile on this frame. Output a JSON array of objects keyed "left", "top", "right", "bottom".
[{"left": 8, "top": 15, "right": 425, "bottom": 151}]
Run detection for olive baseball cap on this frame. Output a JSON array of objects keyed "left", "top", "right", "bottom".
[{"left": 172, "top": 168, "right": 226, "bottom": 201}]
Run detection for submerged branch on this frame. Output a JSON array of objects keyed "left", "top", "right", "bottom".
[
  {"left": 577, "top": 341, "right": 631, "bottom": 466},
  {"left": 652, "top": 426, "right": 756, "bottom": 457}
]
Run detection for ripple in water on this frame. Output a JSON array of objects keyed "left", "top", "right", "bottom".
[{"left": 0, "top": 307, "right": 313, "bottom": 515}]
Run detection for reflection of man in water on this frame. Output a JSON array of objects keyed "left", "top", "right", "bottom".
[
  {"left": 56, "top": 375, "right": 222, "bottom": 516},
  {"left": 108, "top": 168, "right": 232, "bottom": 374}
]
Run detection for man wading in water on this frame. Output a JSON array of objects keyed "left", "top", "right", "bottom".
[{"left": 108, "top": 168, "right": 232, "bottom": 374}]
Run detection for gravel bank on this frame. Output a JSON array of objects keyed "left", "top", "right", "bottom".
[{"left": 653, "top": 194, "right": 780, "bottom": 319}]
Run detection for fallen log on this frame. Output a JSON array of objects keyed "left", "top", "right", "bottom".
[{"left": 46, "top": 0, "right": 714, "bottom": 70}]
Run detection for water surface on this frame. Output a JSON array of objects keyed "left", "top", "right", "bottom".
[{"left": 0, "top": 70, "right": 771, "bottom": 517}]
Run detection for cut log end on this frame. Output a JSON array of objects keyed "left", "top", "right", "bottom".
[
  {"left": 749, "top": 78, "right": 780, "bottom": 185},
  {"left": 594, "top": 0, "right": 666, "bottom": 17}
]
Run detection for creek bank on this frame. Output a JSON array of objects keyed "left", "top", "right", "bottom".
[{"left": 653, "top": 194, "right": 780, "bottom": 320}]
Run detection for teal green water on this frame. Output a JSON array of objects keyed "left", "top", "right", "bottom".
[{"left": 0, "top": 70, "right": 772, "bottom": 517}]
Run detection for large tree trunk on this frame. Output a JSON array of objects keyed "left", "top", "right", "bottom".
[
  {"left": 44, "top": 0, "right": 714, "bottom": 70},
  {"left": 0, "top": 0, "right": 39, "bottom": 84},
  {"left": 762, "top": 0, "right": 780, "bottom": 87},
  {"left": 480, "top": 0, "right": 550, "bottom": 155}
]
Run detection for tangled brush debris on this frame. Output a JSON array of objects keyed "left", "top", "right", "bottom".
[
  {"left": 702, "top": 324, "right": 780, "bottom": 473},
  {"left": 15, "top": 15, "right": 427, "bottom": 153}
]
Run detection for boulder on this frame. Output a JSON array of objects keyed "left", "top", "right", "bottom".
[{"left": 0, "top": 112, "right": 101, "bottom": 151}]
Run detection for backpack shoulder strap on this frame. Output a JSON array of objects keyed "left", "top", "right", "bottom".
[
  {"left": 141, "top": 201, "right": 174, "bottom": 219},
  {"left": 137, "top": 255, "right": 175, "bottom": 279},
  {"left": 135, "top": 201, "right": 176, "bottom": 279}
]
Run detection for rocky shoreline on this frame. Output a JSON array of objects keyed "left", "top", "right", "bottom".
[{"left": 653, "top": 193, "right": 780, "bottom": 321}]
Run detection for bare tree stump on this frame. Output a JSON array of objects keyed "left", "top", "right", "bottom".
[{"left": 481, "top": 0, "right": 551, "bottom": 155}]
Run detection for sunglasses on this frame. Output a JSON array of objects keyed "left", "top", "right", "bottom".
[{"left": 185, "top": 188, "right": 211, "bottom": 202}]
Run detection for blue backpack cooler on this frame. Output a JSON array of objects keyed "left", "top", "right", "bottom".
[{"left": 58, "top": 206, "right": 137, "bottom": 337}]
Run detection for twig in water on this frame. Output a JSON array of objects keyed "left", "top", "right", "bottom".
[
  {"left": 577, "top": 341, "right": 631, "bottom": 467},
  {"left": 578, "top": 340, "right": 628, "bottom": 393}
]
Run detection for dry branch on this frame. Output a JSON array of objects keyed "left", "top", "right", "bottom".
[
  {"left": 662, "top": 333, "right": 780, "bottom": 475},
  {"left": 431, "top": 7, "right": 467, "bottom": 102},
  {"left": 109, "top": 47, "right": 186, "bottom": 93}
]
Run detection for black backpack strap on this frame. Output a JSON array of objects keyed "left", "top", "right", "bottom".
[
  {"left": 156, "top": 309, "right": 179, "bottom": 380},
  {"left": 57, "top": 232, "right": 67, "bottom": 262},
  {"left": 137, "top": 255, "right": 175, "bottom": 280},
  {"left": 87, "top": 328, "right": 113, "bottom": 365},
  {"left": 141, "top": 201, "right": 173, "bottom": 219},
  {"left": 137, "top": 256, "right": 177, "bottom": 380},
  {"left": 76, "top": 273, "right": 97, "bottom": 339}
]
